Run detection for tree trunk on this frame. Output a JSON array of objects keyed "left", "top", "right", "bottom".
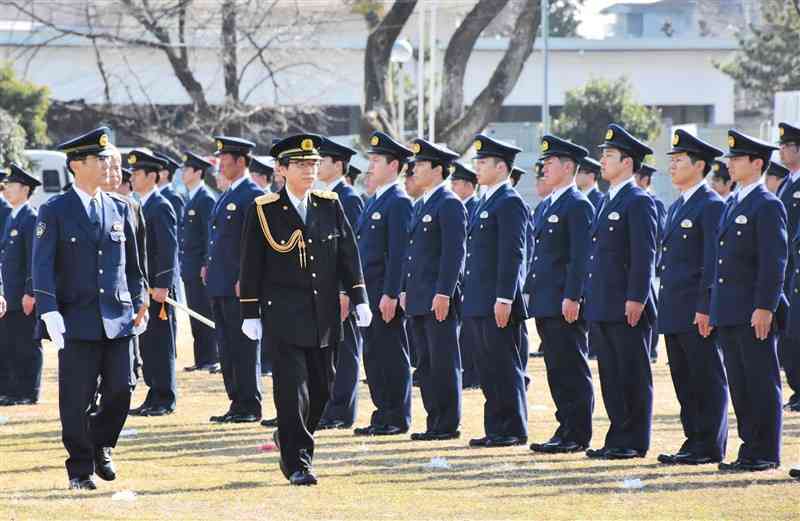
[
  {"left": 221, "top": 0, "right": 240, "bottom": 104},
  {"left": 437, "top": 0, "right": 510, "bottom": 133},
  {"left": 438, "top": 0, "right": 540, "bottom": 153},
  {"left": 362, "top": 0, "right": 418, "bottom": 141}
]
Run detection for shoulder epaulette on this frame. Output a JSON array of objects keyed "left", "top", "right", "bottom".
[
  {"left": 256, "top": 193, "right": 280, "bottom": 205},
  {"left": 311, "top": 190, "right": 339, "bottom": 200}
]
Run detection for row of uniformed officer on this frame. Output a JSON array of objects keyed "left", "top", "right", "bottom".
[{"left": 0, "top": 165, "right": 43, "bottom": 406}]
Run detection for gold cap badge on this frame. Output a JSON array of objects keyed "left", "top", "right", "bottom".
[
  {"left": 448, "top": 165, "right": 456, "bottom": 175},
  {"left": 301, "top": 138, "right": 313, "bottom": 151},
  {"left": 474, "top": 140, "right": 482, "bottom": 151},
  {"left": 728, "top": 136, "right": 735, "bottom": 148},
  {"left": 541, "top": 140, "right": 550, "bottom": 152},
  {"left": 412, "top": 143, "right": 421, "bottom": 154},
  {"left": 99, "top": 134, "right": 109, "bottom": 147},
  {"left": 128, "top": 154, "right": 137, "bottom": 165},
  {"left": 370, "top": 136, "right": 379, "bottom": 146},
  {"left": 216, "top": 140, "right": 224, "bottom": 151},
  {"left": 780, "top": 126, "right": 785, "bottom": 137},
  {"left": 605, "top": 129, "right": 614, "bottom": 140},
  {"left": 672, "top": 133, "right": 680, "bottom": 146},
  {"left": 713, "top": 163, "right": 720, "bottom": 172}
]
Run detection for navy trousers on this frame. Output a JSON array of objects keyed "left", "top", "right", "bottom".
[
  {"left": 718, "top": 325, "right": 782, "bottom": 464},
  {"left": 59, "top": 336, "right": 135, "bottom": 479},
  {"left": 665, "top": 330, "right": 729, "bottom": 460},
  {"left": 1, "top": 311, "right": 43, "bottom": 400},
  {"left": 362, "top": 310, "right": 411, "bottom": 430},
  {"left": 465, "top": 316, "right": 528, "bottom": 439},
  {"left": 320, "top": 313, "right": 362, "bottom": 425},
  {"left": 410, "top": 313, "right": 462, "bottom": 434},
  {"left": 590, "top": 320, "right": 654, "bottom": 453},
  {"left": 536, "top": 316, "right": 594, "bottom": 446},
  {"left": 260, "top": 336, "right": 274, "bottom": 374},
  {"left": 139, "top": 295, "right": 177, "bottom": 410},
  {"left": 184, "top": 276, "right": 218, "bottom": 367},
  {"left": 272, "top": 338, "right": 334, "bottom": 477},
  {"left": 459, "top": 320, "right": 480, "bottom": 388},
  {"left": 778, "top": 333, "right": 800, "bottom": 403},
  {"left": 211, "top": 297, "right": 262, "bottom": 416}
]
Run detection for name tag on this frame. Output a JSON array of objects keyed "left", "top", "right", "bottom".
[
  {"left": 9, "top": 229, "right": 18, "bottom": 237},
  {"left": 547, "top": 214, "right": 559, "bottom": 223},
  {"left": 480, "top": 210, "right": 489, "bottom": 219},
  {"left": 680, "top": 219, "right": 693, "bottom": 229},
  {"left": 735, "top": 215, "right": 748, "bottom": 225},
  {"left": 112, "top": 222, "right": 123, "bottom": 232},
  {"left": 226, "top": 203, "right": 237, "bottom": 211},
  {"left": 422, "top": 214, "right": 432, "bottom": 223},
  {"left": 188, "top": 209, "right": 196, "bottom": 216},
  {"left": 371, "top": 212, "right": 382, "bottom": 220},
  {"left": 608, "top": 211, "right": 620, "bottom": 221},
  {"left": 794, "top": 191, "right": 800, "bottom": 199}
]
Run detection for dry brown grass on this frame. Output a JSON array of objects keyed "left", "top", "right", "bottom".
[{"left": 1, "top": 316, "right": 799, "bottom": 520}]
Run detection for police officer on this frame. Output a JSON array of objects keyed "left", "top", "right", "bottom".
[
  {"left": 450, "top": 162, "right": 479, "bottom": 220},
  {"left": 250, "top": 156, "right": 275, "bottom": 193},
  {"left": 402, "top": 139, "right": 466, "bottom": 440},
  {"left": 636, "top": 163, "right": 667, "bottom": 362},
  {"left": 714, "top": 130, "right": 786, "bottom": 472},
  {"left": 450, "top": 162, "right": 480, "bottom": 388},
  {"left": 656, "top": 129, "right": 729, "bottom": 466},
  {"left": 584, "top": 124, "right": 658, "bottom": 460},
  {"left": 316, "top": 137, "right": 366, "bottom": 430},
  {"left": 0, "top": 172, "right": 11, "bottom": 403},
  {"left": 0, "top": 164, "right": 42, "bottom": 406},
  {"left": 463, "top": 134, "right": 529, "bottom": 448},
  {"left": 127, "top": 150, "right": 179, "bottom": 417},
  {"left": 34, "top": 127, "right": 147, "bottom": 490},
  {"left": 776, "top": 122, "right": 800, "bottom": 412},
  {"left": 404, "top": 159, "right": 425, "bottom": 201},
  {"left": 710, "top": 160, "right": 736, "bottom": 201},
  {"left": 345, "top": 164, "right": 362, "bottom": 188},
  {"left": 511, "top": 165, "right": 533, "bottom": 383},
  {"left": 577, "top": 156, "right": 604, "bottom": 208},
  {"left": 180, "top": 152, "right": 219, "bottom": 373},
  {"left": 527, "top": 135, "right": 595, "bottom": 454},
  {"left": 239, "top": 134, "right": 370, "bottom": 485},
  {"left": 154, "top": 152, "right": 186, "bottom": 244},
  {"left": 766, "top": 162, "right": 789, "bottom": 194},
  {"left": 353, "top": 132, "right": 414, "bottom": 436},
  {"left": 528, "top": 160, "right": 552, "bottom": 359},
  {"left": 206, "top": 136, "right": 264, "bottom": 423}
]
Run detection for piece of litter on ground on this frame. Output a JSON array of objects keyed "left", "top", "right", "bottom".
[
  {"left": 119, "top": 428, "right": 138, "bottom": 438},
  {"left": 257, "top": 442, "right": 277, "bottom": 453},
  {"left": 111, "top": 490, "right": 138, "bottom": 501},
  {"left": 423, "top": 457, "right": 451, "bottom": 470},
  {"left": 0, "top": 416, "right": 8, "bottom": 425},
  {"left": 621, "top": 478, "right": 645, "bottom": 490}
]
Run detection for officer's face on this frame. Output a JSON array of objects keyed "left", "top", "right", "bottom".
[
  {"left": 669, "top": 152, "right": 701, "bottom": 190},
  {"left": 72, "top": 155, "right": 111, "bottom": 188},
  {"left": 575, "top": 171, "right": 592, "bottom": 189},
  {"left": 728, "top": 155, "right": 761, "bottom": 183},
  {"left": 318, "top": 156, "right": 340, "bottom": 183},
  {"left": 474, "top": 157, "right": 505, "bottom": 186},
  {"left": 779, "top": 142, "right": 800, "bottom": 167},
  {"left": 3, "top": 182, "right": 28, "bottom": 206},
  {"left": 131, "top": 169, "right": 155, "bottom": 194},
  {"left": 542, "top": 156, "right": 573, "bottom": 188},
  {"left": 182, "top": 166, "right": 201, "bottom": 187},
  {"left": 368, "top": 154, "right": 397, "bottom": 186},
  {"left": 710, "top": 176, "right": 732, "bottom": 197},
  {"left": 404, "top": 174, "right": 423, "bottom": 199},
  {"left": 766, "top": 175, "right": 782, "bottom": 194},
  {"left": 412, "top": 160, "right": 438, "bottom": 192},
  {"left": 536, "top": 177, "right": 552, "bottom": 198},
  {"left": 600, "top": 148, "right": 626, "bottom": 182},
  {"left": 634, "top": 174, "right": 650, "bottom": 189},
  {"left": 281, "top": 159, "right": 318, "bottom": 194},
  {"left": 105, "top": 154, "right": 122, "bottom": 191},
  {"left": 451, "top": 179, "right": 475, "bottom": 200},
  {"left": 218, "top": 153, "right": 246, "bottom": 180}
]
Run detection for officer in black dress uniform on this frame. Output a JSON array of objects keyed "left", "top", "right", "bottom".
[{"left": 239, "top": 134, "right": 370, "bottom": 485}]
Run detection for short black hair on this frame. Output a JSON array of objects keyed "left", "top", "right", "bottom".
[
  {"left": 620, "top": 151, "right": 642, "bottom": 173},
  {"left": 747, "top": 155, "right": 770, "bottom": 174},
  {"left": 687, "top": 153, "right": 711, "bottom": 176}
]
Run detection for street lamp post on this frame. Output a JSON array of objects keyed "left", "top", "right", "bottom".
[{"left": 391, "top": 39, "right": 414, "bottom": 140}]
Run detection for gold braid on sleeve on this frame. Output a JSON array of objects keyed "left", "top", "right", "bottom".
[{"left": 255, "top": 205, "right": 307, "bottom": 269}]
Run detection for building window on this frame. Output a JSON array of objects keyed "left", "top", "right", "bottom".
[
  {"left": 657, "top": 105, "right": 714, "bottom": 125},
  {"left": 627, "top": 13, "right": 644, "bottom": 37}
]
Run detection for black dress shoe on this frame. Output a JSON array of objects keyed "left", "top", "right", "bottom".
[
  {"left": 659, "top": 452, "right": 716, "bottom": 465},
  {"left": 317, "top": 419, "right": 350, "bottom": 430},
  {"left": 261, "top": 417, "right": 279, "bottom": 428},
  {"left": 183, "top": 365, "right": 198, "bottom": 372},
  {"left": 469, "top": 436, "right": 490, "bottom": 447},
  {"left": 370, "top": 425, "right": 407, "bottom": 436},
  {"left": 210, "top": 411, "right": 235, "bottom": 423},
  {"left": 93, "top": 447, "right": 116, "bottom": 481},
  {"left": 228, "top": 413, "right": 260, "bottom": 423},
  {"left": 532, "top": 439, "right": 586, "bottom": 454},
  {"left": 128, "top": 404, "right": 152, "bottom": 416},
  {"left": 789, "top": 467, "right": 800, "bottom": 479},
  {"left": 353, "top": 425, "right": 377, "bottom": 436},
  {"left": 69, "top": 476, "right": 97, "bottom": 490},
  {"left": 530, "top": 437, "right": 563, "bottom": 452},
  {"left": 586, "top": 447, "right": 609, "bottom": 459},
  {"left": 411, "top": 431, "right": 435, "bottom": 441},
  {"left": 430, "top": 431, "right": 461, "bottom": 440},
  {"left": 658, "top": 452, "right": 686, "bottom": 465},
  {"left": 737, "top": 459, "right": 779, "bottom": 472},
  {"left": 142, "top": 406, "right": 173, "bottom": 417},
  {"left": 485, "top": 436, "right": 527, "bottom": 447},
  {"left": 605, "top": 447, "right": 645, "bottom": 459},
  {"left": 289, "top": 470, "right": 317, "bottom": 486}
]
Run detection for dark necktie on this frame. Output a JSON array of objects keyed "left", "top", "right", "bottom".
[
  {"left": 413, "top": 199, "right": 424, "bottom": 221},
  {"left": 89, "top": 197, "right": 101, "bottom": 239},
  {"left": 668, "top": 196, "right": 684, "bottom": 229}
]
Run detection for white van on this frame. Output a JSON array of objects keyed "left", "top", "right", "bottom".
[{"left": 22, "top": 149, "right": 71, "bottom": 208}]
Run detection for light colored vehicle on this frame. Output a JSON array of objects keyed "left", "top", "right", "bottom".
[{"left": 22, "top": 149, "right": 70, "bottom": 208}]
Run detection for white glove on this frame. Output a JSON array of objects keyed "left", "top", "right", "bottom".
[
  {"left": 242, "top": 318, "right": 263, "bottom": 341},
  {"left": 41, "top": 311, "right": 66, "bottom": 350},
  {"left": 355, "top": 303, "right": 373, "bottom": 328}
]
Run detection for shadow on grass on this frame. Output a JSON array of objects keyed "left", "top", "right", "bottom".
[{"left": 0, "top": 480, "right": 263, "bottom": 502}]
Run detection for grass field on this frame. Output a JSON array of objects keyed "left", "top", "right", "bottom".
[{"left": 1, "top": 315, "right": 798, "bottom": 520}]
